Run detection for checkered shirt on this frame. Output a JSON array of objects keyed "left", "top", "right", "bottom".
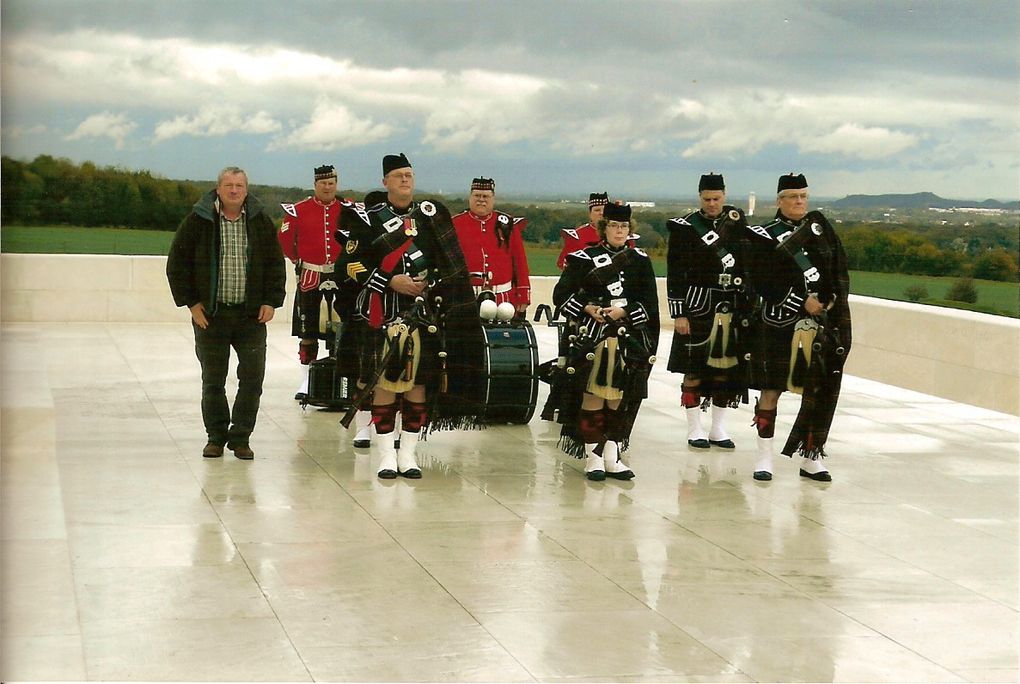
[{"left": 217, "top": 209, "right": 248, "bottom": 305}]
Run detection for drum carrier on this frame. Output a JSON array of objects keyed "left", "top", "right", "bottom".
[{"left": 303, "top": 320, "right": 354, "bottom": 409}]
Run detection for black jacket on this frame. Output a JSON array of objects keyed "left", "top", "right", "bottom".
[
  {"left": 554, "top": 242, "right": 660, "bottom": 332},
  {"left": 665, "top": 206, "right": 748, "bottom": 318},
  {"left": 744, "top": 210, "right": 851, "bottom": 334},
  {"left": 167, "top": 189, "right": 286, "bottom": 318}
]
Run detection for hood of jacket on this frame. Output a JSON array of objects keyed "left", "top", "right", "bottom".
[{"left": 192, "top": 187, "right": 267, "bottom": 221}]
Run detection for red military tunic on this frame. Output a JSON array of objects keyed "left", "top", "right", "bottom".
[
  {"left": 452, "top": 209, "right": 531, "bottom": 307},
  {"left": 557, "top": 222, "right": 599, "bottom": 270},
  {"left": 278, "top": 196, "right": 342, "bottom": 292}
]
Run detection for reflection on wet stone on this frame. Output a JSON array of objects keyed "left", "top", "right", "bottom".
[{"left": 1, "top": 321, "right": 1016, "bottom": 682}]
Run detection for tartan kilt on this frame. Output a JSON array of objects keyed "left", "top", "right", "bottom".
[
  {"left": 667, "top": 287, "right": 748, "bottom": 398},
  {"left": 352, "top": 320, "right": 440, "bottom": 388},
  {"left": 746, "top": 316, "right": 798, "bottom": 391}
]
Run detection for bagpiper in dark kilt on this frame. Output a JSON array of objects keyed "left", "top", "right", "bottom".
[
  {"left": 742, "top": 173, "right": 852, "bottom": 482},
  {"left": 666, "top": 176, "right": 751, "bottom": 452},
  {"left": 335, "top": 157, "right": 479, "bottom": 480}
]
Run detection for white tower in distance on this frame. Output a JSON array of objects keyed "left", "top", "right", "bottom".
[{"left": 747, "top": 191, "right": 756, "bottom": 217}]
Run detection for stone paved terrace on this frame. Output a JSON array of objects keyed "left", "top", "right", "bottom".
[{"left": 1, "top": 320, "right": 1017, "bottom": 682}]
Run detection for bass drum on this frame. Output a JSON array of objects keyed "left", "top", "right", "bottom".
[
  {"left": 447, "top": 320, "right": 540, "bottom": 424},
  {"left": 305, "top": 357, "right": 354, "bottom": 409}
]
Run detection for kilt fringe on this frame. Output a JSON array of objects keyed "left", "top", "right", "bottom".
[
  {"left": 782, "top": 438, "right": 827, "bottom": 461},
  {"left": 558, "top": 433, "right": 587, "bottom": 460}
]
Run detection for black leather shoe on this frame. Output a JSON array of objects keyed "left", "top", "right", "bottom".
[
  {"left": 607, "top": 470, "right": 635, "bottom": 481},
  {"left": 352, "top": 438, "right": 371, "bottom": 449},
  {"left": 586, "top": 470, "right": 606, "bottom": 481},
  {"left": 753, "top": 470, "right": 773, "bottom": 481},
  {"left": 709, "top": 439, "right": 736, "bottom": 449},
  {"left": 399, "top": 467, "right": 422, "bottom": 479},
  {"left": 294, "top": 392, "right": 307, "bottom": 402},
  {"left": 378, "top": 469, "right": 398, "bottom": 479},
  {"left": 799, "top": 468, "right": 832, "bottom": 482},
  {"left": 688, "top": 438, "right": 710, "bottom": 450}
]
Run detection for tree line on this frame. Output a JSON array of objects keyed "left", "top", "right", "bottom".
[
  {"left": 839, "top": 225, "right": 1017, "bottom": 282},
  {"left": 2, "top": 155, "right": 1016, "bottom": 283},
  {"left": 2, "top": 155, "right": 205, "bottom": 231}
]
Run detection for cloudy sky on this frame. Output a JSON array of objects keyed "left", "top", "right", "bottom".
[{"left": 2, "top": 0, "right": 1017, "bottom": 200}]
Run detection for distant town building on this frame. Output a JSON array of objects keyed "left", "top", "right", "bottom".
[
  {"left": 629, "top": 201, "right": 656, "bottom": 208},
  {"left": 928, "top": 206, "right": 1016, "bottom": 215},
  {"left": 747, "top": 191, "right": 756, "bottom": 216}
]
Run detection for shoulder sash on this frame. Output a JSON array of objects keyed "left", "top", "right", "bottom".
[
  {"left": 764, "top": 217, "right": 824, "bottom": 287},
  {"left": 680, "top": 209, "right": 741, "bottom": 272}
]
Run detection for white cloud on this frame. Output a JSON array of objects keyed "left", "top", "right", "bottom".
[
  {"left": 3, "top": 23, "right": 1015, "bottom": 197},
  {"left": 153, "top": 105, "right": 281, "bottom": 141},
  {"left": 419, "top": 69, "right": 552, "bottom": 151},
  {"left": 266, "top": 102, "right": 394, "bottom": 151},
  {"left": 5, "top": 29, "right": 556, "bottom": 152},
  {"left": 65, "top": 112, "right": 136, "bottom": 148},
  {"left": 675, "top": 93, "right": 928, "bottom": 161},
  {"left": 801, "top": 123, "right": 919, "bottom": 159}
]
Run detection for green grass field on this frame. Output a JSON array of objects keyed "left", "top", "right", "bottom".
[
  {"left": 1, "top": 225, "right": 176, "bottom": 255},
  {"left": 4, "top": 225, "right": 1017, "bottom": 317}
]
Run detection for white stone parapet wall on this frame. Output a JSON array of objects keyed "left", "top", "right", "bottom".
[{"left": 3, "top": 254, "right": 1017, "bottom": 415}]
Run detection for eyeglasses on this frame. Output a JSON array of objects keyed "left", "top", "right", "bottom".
[{"left": 780, "top": 192, "right": 809, "bottom": 201}]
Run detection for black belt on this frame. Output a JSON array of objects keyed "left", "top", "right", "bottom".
[{"left": 217, "top": 302, "right": 246, "bottom": 309}]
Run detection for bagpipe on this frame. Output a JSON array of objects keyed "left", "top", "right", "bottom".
[
  {"left": 569, "top": 318, "right": 656, "bottom": 386},
  {"left": 535, "top": 299, "right": 657, "bottom": 411},
  {"left": 807, "top": 309, "right": 847, "bottom": 380}
]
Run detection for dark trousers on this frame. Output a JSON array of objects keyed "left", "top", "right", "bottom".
[{"left": 193, "top": 305, "right": 267, "bottom": 447}]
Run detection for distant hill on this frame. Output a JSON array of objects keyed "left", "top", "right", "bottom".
[{"left": 831, "top": 192, "right": 1019, "bottom": 210}]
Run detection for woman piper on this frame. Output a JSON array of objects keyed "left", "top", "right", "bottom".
[
  {"left": 743, "top": 173, "right": 852, "bottom": 482},
  {"left": 549, "top": 203, "right": 660, "bottom": 480}
]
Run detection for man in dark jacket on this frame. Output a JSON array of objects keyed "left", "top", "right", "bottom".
[{"left": 167, "top": 166, "right": 287, "bottom": 460}]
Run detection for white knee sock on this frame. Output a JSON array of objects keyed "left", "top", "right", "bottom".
[
  {"left": 686, "top": 407, "right": 707, "bottom": 442},
  {"left": 354, "top": 410, "right": 373, "bottom": 442},
  {"left": 708, "top": 404, "right": 732, "bottom": 442},
  {"left": 755, "top": 437, "right": 774, "bottom": 475},
  {"left": 376, "top": 432, "right": 397, "bottom": 475},
  {"left": 397, "top": 430, "right": 420, "bottom": 473}
]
